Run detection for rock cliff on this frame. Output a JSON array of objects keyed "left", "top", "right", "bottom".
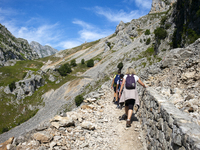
[
  {"left": 30, "top": 41, "right": 58, "bottom": 58},
  {"left": 0, "top": 24, "right": 39, "bottom": 66},
  {"left": 149, "top": 0, "right": 177, "bottom": 14}
]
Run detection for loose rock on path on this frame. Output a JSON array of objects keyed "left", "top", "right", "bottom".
[{"left": 0, "top": 86, "right": 146, "bottom": 150}]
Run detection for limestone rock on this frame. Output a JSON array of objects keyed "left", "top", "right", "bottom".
[{"left": 33, "top": 131, "right": 52, "bottom": 143}]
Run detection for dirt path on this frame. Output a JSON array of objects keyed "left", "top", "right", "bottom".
[{"left": 102, "top": 89, "right": 146, "bottom": 150}]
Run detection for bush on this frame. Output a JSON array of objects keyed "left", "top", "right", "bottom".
[
  {"left": 81, "top": 59, "right": 85, "bottom": 64},
  {"left": 58, "top": 63, "right": 72, "bottom": 76},
  {"left": 154, "top": 27, "right": 167, "bottom": 39},
  {"left": 75, "top": 95, "right": 84, "bottom": 106},
  {"left": 70, "top": 59, "right": 77, "bottom": 67},
  {"left": 146, "top": 38, "right": 151, "bottom": 45},
  {"left": 9, "top": 81, "right": 16, "bottom": 92},
  {"left": 87, "top": 59, "right": 94, "bottom": 67},
  {"left": 117, "top": 62, "right": 123, "bottom": 70},
  {"left": 145, "top": 29, "right": 150, "bottom": 35}
]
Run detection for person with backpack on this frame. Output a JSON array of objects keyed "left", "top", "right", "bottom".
[
  {"left": 111, "top": 70, "right": 121, "bottom": 103},
  {"left": 116, "top": 74, "right": 124, "bottom": 109},
  {"left": 119, "top": 67, "right": 146, "bottom": 127}
]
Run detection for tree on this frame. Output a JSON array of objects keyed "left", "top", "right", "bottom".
[
  {"left": 81, "top": 59, "right": 85, "bottom": 64},
  {"left": 154, "top": 27, "right": 167, "bottom": 39},
  {"left": 70, "top": 59, "right": 77, "bottom": 67},
  {"left": 117, "top": 62, "right": 123, "bottom": 70},
  {"left": 87, "top": 59, "right": 94, "bottom": 67},
  {"left": 145, "top": 29, "right": 150, "bottom": 35},
  {"left": 75, "top": 95, "right": 84, "bottom": 106},
  {"left": 58, "top": 63, "right": 72, "bottom": 76}
]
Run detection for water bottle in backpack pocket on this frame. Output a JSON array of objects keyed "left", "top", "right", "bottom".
[{"left": 125, "top": 74, "right": 136, "bottom": 89}]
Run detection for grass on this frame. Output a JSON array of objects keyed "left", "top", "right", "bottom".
[{"left": 0, "top": 60, "right": 43, "bottom": 87}]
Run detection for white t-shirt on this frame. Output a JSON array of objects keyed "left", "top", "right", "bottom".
[{"left": 123, "top": 74, "right": 139, "bottom": 88}]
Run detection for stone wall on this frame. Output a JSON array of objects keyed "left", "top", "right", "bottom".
[{"left": 139, "top": 87, "right": 200, "bottom": 150}]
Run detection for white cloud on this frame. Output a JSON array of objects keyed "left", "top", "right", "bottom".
[
  {"left": 93, "top": 6, "right": 144, "bottom": 23},
  {"left": 134, "top": 0, "right": 152, "bottom": 9},
  {"left": 58, "top": 41, "right": 82, "bottom": 49},
  {"left": 73, "top": 19, "right": 113, "bottom": 41}
]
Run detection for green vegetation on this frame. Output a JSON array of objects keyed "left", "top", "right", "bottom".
[
  {"left": 9, "top": 81, "right": 16, "bottom": 92},
  {"left": 87, "top": 59, "right": 94, "bottom": 67},
  {"left": 81, "top": 59, "right": 85, "bottom": 64},
  {"left": 117, "top": 62, "right": 123, "bottom": 70},
  {"left": 58, "top": 63, "right": 72, "bottom": 76},
  {"left": 0, "top": 60, "right": 43, "bottom": 87},
  {"left": 146, "top": 38, "right": 151, "bottom": 45},
  {"left": 70, "top": 59, "right": 77, "bottom": 67},
  {"left": 160, "top": 15, "right": 167, "bottom": 25},
  {"left": 145, "top": 29, "right": 150, "bottom": 35},
  {"left": 75, "top": 95, "right": 84, "bottom": 106},
  {"left": 154, "top": 27, "right": 167, "bottom": 40}
]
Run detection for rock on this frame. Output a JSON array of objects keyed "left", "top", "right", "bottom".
[
  {"left": 0, "top": 137, "right": 14, "bottom": 150},
  {"left": 81, "top": 121, "right": 95, "bottom": 130},
  {"left": 49, "top": 74, "right": 56, "bottom": 82},
  {"left": 33, "top": 131, "right": 53, "bottom": 143}
]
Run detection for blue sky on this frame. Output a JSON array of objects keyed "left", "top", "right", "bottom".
[{"left": 0, "top": 0, "right": 152, "bottom": 50}]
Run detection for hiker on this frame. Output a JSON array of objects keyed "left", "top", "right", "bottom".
[
  {"left": 116, "top": 74, "right": 124, "bottom": 109},
  {"left": 111, "top": 70, "right": 121, "bottom": 103},
  {"left": 119, "top": 67, "right": 146, "bottom": 127}
]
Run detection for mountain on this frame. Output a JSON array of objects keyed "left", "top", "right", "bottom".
[
  {"left": 30, "top": 41, "right": 58, "bottom": 58},
  {"left": 0, "top": 24, "right": 39, "bottom": 66},
  {"left": 1, "top": 0, "right": 200, "bottom": 148}
]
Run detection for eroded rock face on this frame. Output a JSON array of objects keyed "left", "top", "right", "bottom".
[{"left": 149, "top": 0, "right": 177, "bottom": 14}]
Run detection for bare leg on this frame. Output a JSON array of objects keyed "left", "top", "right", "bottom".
[{"left": 127, "top": 109, "right": 133, "bottom": 120}]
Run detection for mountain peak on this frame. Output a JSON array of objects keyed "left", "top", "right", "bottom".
[{"left": 149, "top": 0, "right": 177, "bottom": 14}]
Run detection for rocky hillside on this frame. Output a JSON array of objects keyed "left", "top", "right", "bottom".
[
  {"left": 0, "top": 24, "right": 39, "bottom": 66},
  {"left": 1, "top": 0, "right": 200, "bottom": 147},
  {"left": 30, "top": 41, "right": 58, "bottom": 58}
]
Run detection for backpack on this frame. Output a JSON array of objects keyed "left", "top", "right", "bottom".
[
  {"left": 125, "top": 74, "right": 136, "bottom": 89},
  {"left": 114, "top": 74, "right": 120, "bottom": 84},
  {"left": 118, "top": 78, "right": 123, "bottom": 90}
]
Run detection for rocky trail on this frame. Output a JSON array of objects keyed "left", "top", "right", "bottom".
[{"left": 0, "top": 86, "right": 146, "bottom": 150}]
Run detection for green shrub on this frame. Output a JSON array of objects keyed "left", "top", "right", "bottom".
[
  {"left": 70, "top": 59, "right": 77, "bottom": 67},
  {"left": 145, "top": 29, "right": 150, "bottom": 35},
  {"left": 146, "top": 38, "right": 151, "bottom": 45},
  {"left": 75, "top": 95, "right": 84, "bottom": 106},
  {"left": 81, "top": 59, "right": 85, "bottom": 64},
  {"left": 107, "top": 42, "right": 111, "bottom": 47},
  {"left": 154, "top": 27, "right": 167, "bottom": 39},
  {"left": 161, "top": 15, "right": 167, "bottom": 25},
  {"left": 9, "top": 81, "right": 16, "bottom": 92},
  {"left": 117, "top": 62, "right": 123, "bottom": 70},
  {"left": 165, "top": 23, "right": 171, "bottom": 29},
  {"left": 58, "top": 63, "right": 72, "bottom": 76},
  {"left": 22, "top": 72, "right": 27, "bottom": 78},
  {"left": 87, "top": 59, "right": 94, "bottom": 67},
  {"left": 140, "top": 39, "right": 143, "bottom": 43}
]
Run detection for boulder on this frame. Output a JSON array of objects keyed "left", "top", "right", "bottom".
[
  {"left": 81, "top": 121, "right": 95, "bottom": 130},
  {"left": 33, "top": 131, "right": 52, "bottom": 143}
]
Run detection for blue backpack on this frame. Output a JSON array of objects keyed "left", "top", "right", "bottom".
[
  {"left": 125, "top": 74, "right": 136, "bottom": 89},
  {"left": 114, "top": 74, "right": 120, "bottom": 84}
]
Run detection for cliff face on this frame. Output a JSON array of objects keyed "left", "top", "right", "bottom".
[
  {"left": 149, "top": 0, "right": 177, "bottom": 14},
  {"left": 172, "top": 0, "right": 200, "bottom": 48},
  {"left": 30, "top": 41, "right": 58, "bottom": 58},
  {"left": 0, "top": 24, "right": 39, "bottom": 66}
]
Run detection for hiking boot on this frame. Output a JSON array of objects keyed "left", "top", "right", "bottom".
[
  {"left": 113, "top": 97, "right": 116, "bottom": 102},
  {"left": 116, "top": 105, "right": 120, "bottom": 109},
  {"left": 126, "top": 120, "right": 131, "bottom": 128}
]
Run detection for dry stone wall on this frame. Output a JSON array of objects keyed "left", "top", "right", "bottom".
[{"left": 139, "top": 87, "right": 200, "bottom": 150}]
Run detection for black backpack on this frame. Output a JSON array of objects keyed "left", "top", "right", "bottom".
[
  {"left": 114, "top": 74, "right": 120, "bottom": 84},
  {"left": 125, "top": 74, "right": 136, "bottom": 89}
]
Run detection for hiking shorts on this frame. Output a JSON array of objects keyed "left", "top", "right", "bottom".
[
  {"left": 113, "top": 86, "right": 117, "bottom": 93},
  {"left": 125, "top": 99, "right": 135, "bottom": 110}
]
